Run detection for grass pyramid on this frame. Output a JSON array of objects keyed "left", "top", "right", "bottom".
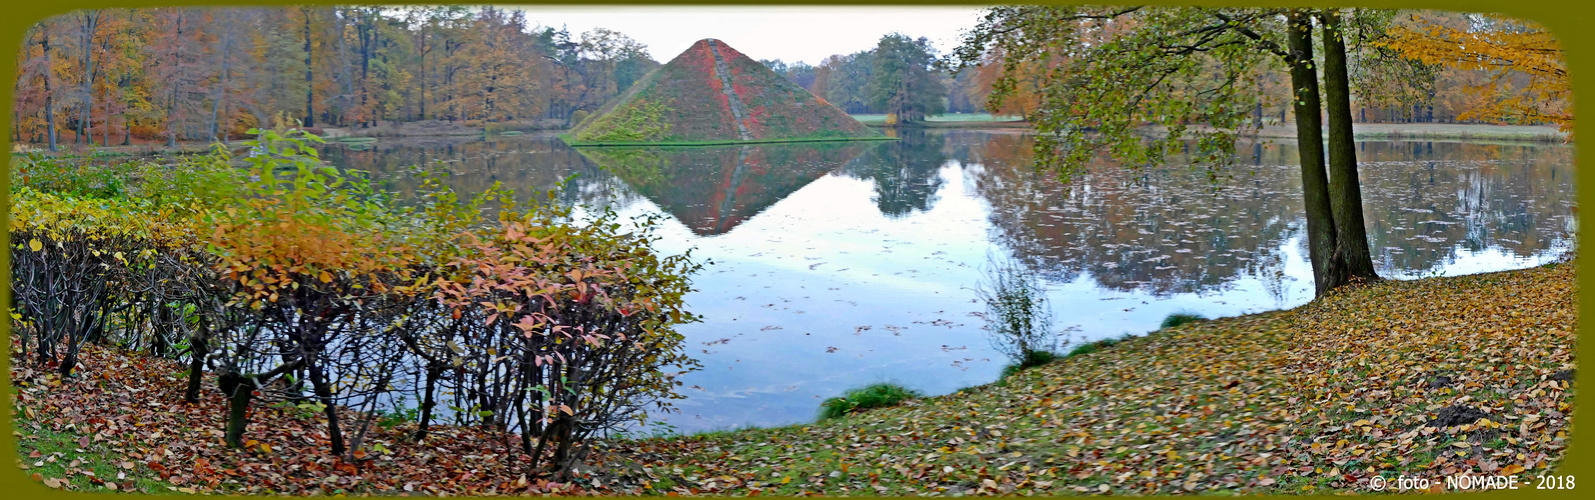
[{"left": 566, "top": 39, "right": 884, "bottom": 145}]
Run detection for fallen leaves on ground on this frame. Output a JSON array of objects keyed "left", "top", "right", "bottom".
[
  {"left": 11, "top": 261, "right": 1576, "bottom": 496},
  {"left": 611, "top": 261, "right": 1575, "bottom": 496},
  {"left": 10, "top": 343, "right": 648, "bottom": 495}
]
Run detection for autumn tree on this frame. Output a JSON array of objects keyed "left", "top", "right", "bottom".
[
  {"left": 868, "top": 33, "right": 948, "bottom": 124},
  {"left": 965, "top": 47, "right": 1047, "bottom": 117},
  {"left": 817, "top": 51, "right": 875, "bottom": 114},
  {"left": 1382, "top": 12, "right": 1570, "bottom": 130},
  {"left": 955, "top": 6, "right": 1382, "bottom": 295},
  {"left": 15, "top": 21, "right": 61, "bottom": 150},
  {"left": 12, "top": 7, "right": 664, "bottom": 147}
]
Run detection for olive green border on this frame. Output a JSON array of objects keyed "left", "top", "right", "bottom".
[{"left": 0, "top": 2, "right": 1587, "bottom": 500}]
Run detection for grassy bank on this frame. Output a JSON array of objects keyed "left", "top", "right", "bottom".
[
  {"left": 1165, "top": 123, "right": 1569, "bottom": 144},
  {"left": 560, "top": 133, "right": 898, "bottom": 148},
  {"left": 852, "top": 113, "right": 1031, "bottom": 130},
  {"left": 12, "top": 260, "right": 1576, "bottom": 495},
  {"left": 608, "top": 260, "right": 1576, "bottom": 495},
  {"left": 1342, "top": 124, "right": 1567, "bottom": 143}
]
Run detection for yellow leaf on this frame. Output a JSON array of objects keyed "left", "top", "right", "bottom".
[
  {"left": 28, "top": 239, "right": 41, "bottom": 252},
  {"left": 319, "top": 271, "right": 332, "bottom": 283},
  {"left": 781, "top": 476, "right": 791, "bottom": 484}
]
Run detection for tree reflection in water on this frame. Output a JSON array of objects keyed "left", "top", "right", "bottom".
[{"left": 953, "top": 130, "right": 1574, "bottom": 300}]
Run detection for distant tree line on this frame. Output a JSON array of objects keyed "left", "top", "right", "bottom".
[
  {"left": 12, "top": 6, "right": 659, "bottom": 150},
  {"left": 16, "top": 7, "right": 1556, "bottom": 151},
  {"left": 758, "top": 10, "right": 1567, "bottom": 128},
  {"left": 763, "top": 33, "right": 968, "bottom": 120}
]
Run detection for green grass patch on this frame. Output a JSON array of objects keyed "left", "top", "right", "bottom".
[
  {"left": 924, "top": 113, "right": 1023, "bottom": 122},
  {"left": 1065, "top": 334, "right": 1134, "bottom": 359},
  {"left": 818, "top": 383, "right": 920, "bottom": 420},
  {"left": 1160, "top": 311, "right": 1207, "bottom": 329},
  {"left": 13, "top": 410, "right": 173, "bottom": 493},
  {"left": 850, "top": 113, "right": 1025, "bottom": 124},
  {"left": 334, "top": 136, "right": 378, "bottom": 143},
  {"left": 1065, "top": 341, "right": 1104, "bottom": 358},
  {"left": 997, "top": 349, "right": 1061, "bottom": 385}
]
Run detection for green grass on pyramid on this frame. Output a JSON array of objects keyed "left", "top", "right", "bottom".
[{"left": 565, "top": 39, "right": 885, "bottom": 145}]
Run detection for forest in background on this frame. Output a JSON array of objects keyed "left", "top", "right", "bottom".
[
  {"left": 9, "top": 6, "right": 1570, "bottom": 150},
  {"left": 11, "top": 6, "right": 659, "bottom": 148}
]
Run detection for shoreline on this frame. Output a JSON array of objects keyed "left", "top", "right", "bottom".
[
  {"left": 13, "top": 259, "right": 1576, "bottom": 495},
  {"left": 1170, "top": 122, "right": 1570, "bottom": 144},
  {"left": 560, "top": 134, "right": 899, "bottom": 148},
  {"left": 609, "top": 258, "right": 1576, "bottom": 495},
  {"left": 7, "top": 122, "right": 1572, "bottom": 157}
]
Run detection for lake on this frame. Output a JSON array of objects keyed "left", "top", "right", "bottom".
[{"left": 322, "top": 129, "right": 1576, "bottom": 433}]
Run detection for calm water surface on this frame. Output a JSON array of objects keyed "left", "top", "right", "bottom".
[{"left": 323, "top": 130, "right": 1576, "bottom": 433}]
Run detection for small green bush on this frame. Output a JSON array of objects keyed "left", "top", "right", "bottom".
[
  {"left": 1066, "top": 342, "right": 1102, "bottom": 358},
  {"left": 998, "top": 349, "right": 1060, "bottom": 384},
  {"left": 1063, "top": 334, "right": 1133, "bottom": 359},
  {"left": 819, "top": 383, "right": 920, "bottom": 419},
  {"left": 376, "top": 406, "right": 421, "bottom": 430},
  {"left": 975, "top": 255, "right": 1058, "bottom": 367},
  {"left": 1160, "top": 312, "right": 1206, "bottom": 329}
]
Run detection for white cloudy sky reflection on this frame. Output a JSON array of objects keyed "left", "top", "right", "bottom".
[{"left": 513, "top": 5, "right": 985, "bottom": 65}]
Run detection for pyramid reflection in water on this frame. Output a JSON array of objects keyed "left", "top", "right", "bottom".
[{"left": 578, "top": 142, "right": 873, "bottom": 235}]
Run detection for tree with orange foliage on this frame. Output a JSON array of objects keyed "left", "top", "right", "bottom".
[
  {"left": 205, "top": 129, "right": 420, "bottom": 455},
  {"left": 967, "top": 47, "right": 1046, "bottom": 117},
  {"left": 1382, "top": 13, "right": 1570, "bottom": 130}
]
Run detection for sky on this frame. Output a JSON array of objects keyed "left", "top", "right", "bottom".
[{"left": 512, "top": 5, "right": 987, "bottom": 66}]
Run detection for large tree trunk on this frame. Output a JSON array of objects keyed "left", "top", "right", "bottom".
[
  {"left": 42, "top": 24, "right": 58, "bottom": 152},
  {"left": 210, "top": 25, "right": 232, "bottom": 143},
  {"left": 359, "top": 12, "right": 373, "bottom": 127},
  {"left": 418, "top": 33, "right": 427, "bottom": 120},
  {"left": 220, "top": 372, "right": 255, "bottom": 448},
  {"left": 77, "top": 11, "right": 99, "bottom": 147},
  {"left": 184, "top": 326, "right": 209, "bottom": 404},
  {"left": 1286, "top": 10, "right": 1346, "bottom": 296},
  {"left": 100, "top": 82, "right": 109, "bottom": 146},
  {"left": 1318, "top": 10, "right": 1380, "bottom": 284},
  {"left": 218, "top": 359, "right": 299, "bottom": 448},
  {"left": 303, "top": 8, "right": 315, "bottom": 128},
  {"left": 166, "top": 11, "right": 183, "bottom": 149}
]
